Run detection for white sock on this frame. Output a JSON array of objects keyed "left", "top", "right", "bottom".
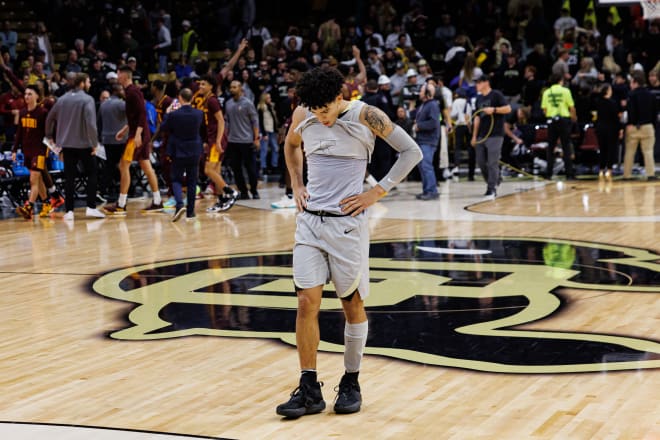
[
  {"left": 153, "top": 191, "right": 161, "bottom": 205},
  {"left": 118, "top": 194, "right": 128, "bottom": 208},
  {"left": 344, "top": 321, "right": 368, "bottom": 373},
  {"left": 48, "top": 186, "right": 56, "bottom": 194}
]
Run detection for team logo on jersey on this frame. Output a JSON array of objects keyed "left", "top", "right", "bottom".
[{"left": 92, "top": 238, "right": 660, "bottom": 373}]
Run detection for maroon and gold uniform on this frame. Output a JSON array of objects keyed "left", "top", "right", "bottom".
[
  {"left": 123, "top": 84, "right": 151, "bottom": 162},
  {"left": 14, "top": 105, "right": 48, "bottom": 170},
  {"left": 192, "top": 91, "right": 226, "bottom": 162}
]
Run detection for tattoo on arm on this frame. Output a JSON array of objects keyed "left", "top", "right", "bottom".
[{"left": 364, "top": 106, "right": 392, "bottom": 136}]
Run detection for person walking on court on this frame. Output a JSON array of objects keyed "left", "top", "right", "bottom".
[
  {"left": 276, "top": 66, "right": 421, "bottom": 418},
  {"left": 471, "top": 75, "right": 511, "bottom": 198},
  {"left": 158, "top": 88, "right": 204, "bottom": 222},
  {"left": 45, "top": 73, "right": 105, "bottom": 220},
  {"left": 594, "top": 83, "right": 621, "bottom": 181},
  {"left": 103, "top": 65, "right": 163, "bottom": 215},
  {"left": 97, "top": 84, "right": 127, "bottom": 202},
  {"left": 192, "top": 74, "right": 238, "bottom": 213},
  {"left": 13, "top": 85, "right": 50, "bottom": 220},
  {"left": 623, "top": 71, "right": 657, "bottom": 180},
  {"left": 540, "top": 73, "right": 577, "bottom": 180},
  {"left": 225, "top": 79, "right": 260, "bottom": 200}
]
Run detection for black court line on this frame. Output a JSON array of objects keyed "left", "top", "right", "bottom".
[{"left": 0, "top": 421, "right": 234, "bottom": 440}]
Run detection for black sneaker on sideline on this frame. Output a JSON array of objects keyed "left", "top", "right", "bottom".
[
  {"left": 333, "top": 374, "right": 362, "bottom": 414},
  {"left": 276, "top": 381, "right": 325, "bottom": 418}
]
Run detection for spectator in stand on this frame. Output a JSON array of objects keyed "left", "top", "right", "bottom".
[
  {"left": 385, "top": 23, "right": 411, "bottom": 50},
  {"left": 389, "top": 61, "right": 407, "bottom": 99},
  {"left": 554, "top": 7, "right": 578, "bottom": 42},
  {"left": 0, "top": 21, "right": 18, "bottom": 61},
  {"left": 262, "top": 33, "right": 282, "bottom": 62},
  {"left": 0, "top": 80, "right": 24, "bottom": 143},
  {"left": 317, "top": 16, "right": 341, "bottom": 56},
  {"left": 153, "top": 17, "right": 172, "bottom": 74},
  {"left": 62, "top": 50, "right": 82, "bottom": 74},
  {"left": 400, "top": 67, "right": 420, "bottom": 111},
  {"left": 27, "top": 61, "right": 47, "bottom": 86},
  {"left": 34, "top": 22, "right": 54, "bottom": 73},
  {"left": 414, "top": 59, "right": 431, "bottom": 84},
  {"left": 126, "top": 57, "right": 144, "bottom": 86},
  {"left": 362, "top": 24, "right": 384, "bottom": 54},
  {"left": 16, "top": 36, "right": 37, "bottom": 70},
  {"left": 174, "top": 54, "right": 192, "bottom": 79},
  {"left": 365, "top": 49, "right": 384, "bottom": 76},
  {"left": 551, "top": 48, "right": 571, "bottom": 82},
  {"left": 395, "top": 105, "right": 414, "bottom": 135},
  {"left": 245, "top": 21, "right": 272, "bottom": 58},
  {"left": 381, "top": 48, "right": 399, "bottom": 76},
  {"left": 1, "top": 46, "right": 13, "bottom": 72},
  {"left": 177, "top": 20, "right": 199, "bottom": 63},
  {"left": 338, "top": 46, "right": 367, "bottom": 101},
  {"left": 526, "top": 43, "right": 551, "bottom": 82},
  {"left": 495, "top": 52, "right": 523, "bottom": 104},
  {"left": 571, "top": 57, "right": 598, "bottom": 89},
  {"left": 434, "top": 14, "right": 456, "bottom": 53},
  {"left": 458, "top": 53, "right": 483, "bottom": 97}
]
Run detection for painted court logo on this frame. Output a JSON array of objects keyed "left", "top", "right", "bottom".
[{"left": 92, "top": 238, "right": 660, "bottom": 373}]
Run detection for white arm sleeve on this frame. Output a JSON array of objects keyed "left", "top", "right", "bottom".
[{"left": 377, "top": 125, "right": 423, "bottom": 192}]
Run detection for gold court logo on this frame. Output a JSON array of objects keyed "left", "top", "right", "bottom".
[{"left": 92, "top": 238, "right": 660, "bottom": 374}]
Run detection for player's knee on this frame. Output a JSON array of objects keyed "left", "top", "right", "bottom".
[{"left": 297, "top": 290, "right": 321, "bottom": 314}]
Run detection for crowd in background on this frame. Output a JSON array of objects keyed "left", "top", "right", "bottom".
[{"left": 1, "top": 0, "right": 659, "bottom": 203}]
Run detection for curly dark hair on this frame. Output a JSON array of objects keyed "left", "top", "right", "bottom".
[{"left": 296, "top": 67, "right": 344, "bottom": 109}]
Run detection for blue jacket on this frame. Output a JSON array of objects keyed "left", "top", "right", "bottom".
[
  {"left": 414, "top": 99, "right": 441, "bottom": 146},
  {"left": 160, "top": 105, "right": 204, "bottom": 159}
]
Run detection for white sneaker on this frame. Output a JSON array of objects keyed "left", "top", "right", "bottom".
[
  {"left": 271, "top": 195, "right": 296, "bottom": 209},
  {"left": 86, "top": 207, "right": 106, "bottom": 218},
  {"left": 63, "top": 210, "right": 74, "bottom": 221}
]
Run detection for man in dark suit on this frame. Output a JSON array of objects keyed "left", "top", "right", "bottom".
[{"left": 158, "top": 88, "right": 204, "bottom": 222}]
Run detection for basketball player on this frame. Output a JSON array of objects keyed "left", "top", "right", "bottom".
[
  {"left": 13, "top": 85, "right": 49, "bottom": 220},
  {"left": 150, "top": 79, "right": 173, "bottom": 204},
  {"left": 103, "top": 65, "right": 163, "bottom": 215},
  {"left": 191, "top": 74, "right": 238, "bottom": 212},
  {"left": 276, "top": 67, "right": 422, "bottom": 418}
]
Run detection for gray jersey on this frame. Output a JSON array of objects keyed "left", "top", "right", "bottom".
[{"left": 295, "top": 100, "right": 374, "bottom": 214}]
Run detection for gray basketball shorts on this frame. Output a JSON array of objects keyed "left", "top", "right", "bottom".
[{"left": 293, "top": 210, "right": 370, "bottom": 299}]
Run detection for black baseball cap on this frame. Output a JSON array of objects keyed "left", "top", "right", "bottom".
[{"left": 475, "top": 74, "right": 490, "bottom": 83}]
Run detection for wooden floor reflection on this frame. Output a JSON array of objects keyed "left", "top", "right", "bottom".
[{"left": 1, "top": 179, "right": 658, "bottom": 439}]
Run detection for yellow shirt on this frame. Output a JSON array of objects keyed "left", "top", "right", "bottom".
[{"left": 541, "top": 84, "right": 574, "bottom": 118}]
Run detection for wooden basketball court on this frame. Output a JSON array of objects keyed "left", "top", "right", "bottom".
[{"left": 1, "top": 178, "right": 658, "bottom": 439}]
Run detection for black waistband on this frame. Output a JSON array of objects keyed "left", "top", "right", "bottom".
[{"left": 303, "top": 207, "right": 350, "bottom": 217}]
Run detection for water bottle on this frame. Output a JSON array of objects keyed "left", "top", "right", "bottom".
[{"left": 13, "top": 149, "right": 29, "bottom": 176}]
